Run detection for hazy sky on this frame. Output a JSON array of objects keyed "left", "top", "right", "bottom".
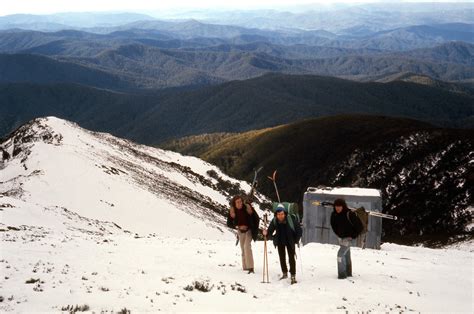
[{"left": 0, "top": 0, "right": 471, "bottom": 16}]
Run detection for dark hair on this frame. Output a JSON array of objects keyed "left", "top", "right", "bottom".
[
  {"left": 333, "top": 198, "right": 349, "bottom": 211},
  {"left": 230, "top": 195, "right": 243, "bottom": 208}
]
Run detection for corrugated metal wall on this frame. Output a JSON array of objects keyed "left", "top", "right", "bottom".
[{"left": 302, "top": 190, "right": 383, "bottom": 249}]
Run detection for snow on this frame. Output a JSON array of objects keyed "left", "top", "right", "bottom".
[
  {"left": 1, "top": 117, "right": 473, "bottom": 312},
  {"left": 1, "top": 200, "right": 472, "bottom": 312},
  {"left": 443, "top": 239, "right": 474, "bottom": 253},
  {"left": 1, "top": 117, "right": 246, "bottom": 239},
  {"left": 306, "top": 186, "right": 381, "bottom": 197}
]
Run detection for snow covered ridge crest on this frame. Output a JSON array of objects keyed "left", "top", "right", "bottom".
[
  {"left": 0, "top": 116, "right": 263, "bottom": 239},
  {"left": 0, "top": 117, "right": 64, "bottom": 163}
]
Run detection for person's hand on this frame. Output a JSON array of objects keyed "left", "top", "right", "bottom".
[{"left": 262, "top": 229, "right": 267, "bottom": 236}]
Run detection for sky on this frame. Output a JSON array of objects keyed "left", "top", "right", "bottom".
[{"left": 0, "top": 0, "right": 471, "bottom": 16}]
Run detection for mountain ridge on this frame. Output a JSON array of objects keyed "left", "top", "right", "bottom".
[
  {"left": 0, "top": 116, "right": 266, "bottom": 238},
  {"left": 1, "top": 73, "right": 473, "bottom": 145}
]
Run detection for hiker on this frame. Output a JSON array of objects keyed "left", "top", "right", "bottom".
[
  {"left": 263, "top": 203, "right": 302, "bottom": 284},
  {"left": 229, "top": 195, "right": 258, "bottom": 274},
  {"left": 330, "top": 198, "right": 363, "bottom": 279}
]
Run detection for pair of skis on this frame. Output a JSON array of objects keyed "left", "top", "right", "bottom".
[
  {"left": 315, "top": 201, "right": 398, "bottom": 220},
  {"left": 261, "top": 170, "right": 281, "bottom": 283}
]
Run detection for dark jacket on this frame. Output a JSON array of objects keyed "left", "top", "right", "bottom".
[
  {"left": 330, "top": 208, "right": 363, "bottom": 239},
  {"left": 267, "top": 213, "right": 302, "bottom": 247},
  {"left": 227, "top": 204, "right": 260, "bottom": 241}
]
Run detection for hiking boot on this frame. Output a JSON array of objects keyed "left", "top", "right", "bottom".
[
  {"left": 247, "top": 268, "right": 254, "bottom": 274},
  {"left": 291, "top": 276, "right": 297, "bottom": 284},
  {"left": 279, "top": 273, "right": 288, "bottom": 280}
]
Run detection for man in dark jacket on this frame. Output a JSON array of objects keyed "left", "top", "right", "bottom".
[
  {"left": 263, "top": 203, "right": 302, "bottom": 284},
  {"left": 330, "top": 198, "right": 363, "bottom": 279}
]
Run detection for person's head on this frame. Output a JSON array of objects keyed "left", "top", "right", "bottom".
[
  {"left": 275, "top": 204, "right": 287, "bottom": 222},
  {"left": 231, "top": 195, "right": 244, "bottom": 209},
  {"left": 333, "top": 198, "right": 348, "bottom": 214}
]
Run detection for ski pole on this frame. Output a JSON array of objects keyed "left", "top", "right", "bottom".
[
  {"left": 262, "top": 238, "right": 266, "bottom": 283},
  {"left": 265, "top": 240, "right": 269, "bottom": 282},
  {"left": 262, "top": 212, "right": 267, "bottom": 283},
  {"left": 265, "top": 213, "right": 269, "bottom": 283},
  {"left": 262, "top": 211, "right": 270, "bottom": 283},
  {"left": 298, "top": 241, "right": 303, "bottom": 277}
]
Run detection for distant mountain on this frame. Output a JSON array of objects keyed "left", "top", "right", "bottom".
[
  {"left": 183, "top": 41, "right": 383, "bottom": 59},
  {"left": 394, "top": 41, "right": 474, "bottom": 66},
  {"left": 285, "top": 54, "right": 474, "bottom": 82},
  {"left": 2, "top": 74, "right": 472, "bottom": 145},
  {"left": 262, "top": 23, "right": 474, "bottom": 51},
  {"left": 0, "top": 12, "right": 156, "bottom": 31},
  {"left": 201, "top": 4, "right": 474, "bottom": 33},
  {"left": 62, "top": 44, "right": 232, "bottom": 85},
  {"left": 0, "top": 54, "right": 137, "bottom": 90},
  {"left": 2, "top": 17, "right": 473, "bottom": 52},
  {"left": 161, "top": 115, "right": 473, "bottom": 245},
  {"left": 124, "top": 73, "right": 473, "bottom": 143},
  {"left": 3, "top": 3, "right": 473, "bottom": 34},
  {"left": 96, "top": 19, "right": 278, "bottom": 39},
  {"left": 0, "top": 29, "right": 210, "bottom": 60},
  {"left": 119, "top": 21, "right": 474, "bottom": 51},
  {"left": 2, "top": 43, "right": 473, "bottom": 92},
  {"left": 347, "top": 23, "right": 474, "bottom": 51},
  {"left": 0, "top": 82, "right": 158, "bottom": 137},
  {"left": 0, "top": 50, "right": 227, "bottom": 90},
  {"left": 376, "top": 72, "right": 474, "bottom": 96},
  {"left": 1, "top": 24, "right": 472, "bottom": 88}
]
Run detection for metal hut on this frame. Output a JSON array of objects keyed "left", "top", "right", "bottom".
[{"left": 302, "top": 186, "right": 383, "bottom": 249}]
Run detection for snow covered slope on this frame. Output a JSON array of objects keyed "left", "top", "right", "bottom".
[
  {"left": 1, "top": 117, "right": 472, "bottom": 312},
  {"left": 0, "top": 116, "right": 259, "bottom": 239},
  {"left": 1, "top": 210, "right": 472, "bottom": 312}
]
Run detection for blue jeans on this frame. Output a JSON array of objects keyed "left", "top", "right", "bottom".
[{"left": 337, "top": 238, "right": 352, "bottom": 279}]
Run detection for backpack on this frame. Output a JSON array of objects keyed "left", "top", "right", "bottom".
[
  {"left": 271, "top": 202, "right": 300, "bottom": 232},
  {"left": 346, "top": 207, "right": 367, "bottom": 237},
  {"left": 250, "top": 208, "right": 260, "bottom": 241}
]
